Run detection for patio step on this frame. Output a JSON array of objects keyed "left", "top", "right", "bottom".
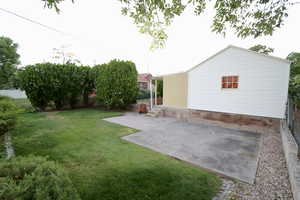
[
  {"left": 146, "top": 112, "right": 159, "bottom": 117},
  {"left": 146, "top": 107, "right": 163, "bottom": 117}
]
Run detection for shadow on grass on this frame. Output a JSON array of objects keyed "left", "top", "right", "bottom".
[
  {"left": 56, "top": 109, "right": 123, "bottom": 119},
  {"left": 75, "top": 166, "right": 220, "bottom": 200}
]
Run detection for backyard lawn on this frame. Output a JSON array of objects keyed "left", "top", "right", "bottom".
[{"left": 10, "top": 109, "right": 221, "bottom": 200}]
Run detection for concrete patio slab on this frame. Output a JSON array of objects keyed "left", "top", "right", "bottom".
[{"left": 104, "top": 113, "right": 261, "bottom": 183}]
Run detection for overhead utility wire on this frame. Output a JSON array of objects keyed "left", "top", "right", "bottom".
[
  {"left": 0, "top": 7, "right": 70, "bottom": 36},
  {"left": 0, "top": 7, "right": 104, "bottom": 46}
]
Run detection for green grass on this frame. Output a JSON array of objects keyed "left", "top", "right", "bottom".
[{"left": 11, "top": 109, "right": 221, "bottom": 200}]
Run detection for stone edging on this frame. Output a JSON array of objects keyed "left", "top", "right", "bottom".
[
  {"left": 281, "top": 120, "right": 300, "bottom": 200},
  {"left": 4, "top": 132, "right": 15, "bottom": 159}
]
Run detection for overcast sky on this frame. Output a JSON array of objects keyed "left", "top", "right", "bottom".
[{"left": 1, "top": 0, "right": 300, "bottom": 75}]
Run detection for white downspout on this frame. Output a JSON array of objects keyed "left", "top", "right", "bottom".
[
  {"left": 150, "top": 79, "right": 153, "bottom": 111},
  {"left": 155, "top": 79, "right": 157, "bottom": 106}
]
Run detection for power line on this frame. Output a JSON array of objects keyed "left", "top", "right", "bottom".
[
  {"left": 0, "top": 7, "right": 103, "bottom": 45},
  {"left": 0, "top": 7, "right": 70, "bottom": 36},
  {"left": 0, "top": 7, "right": 114, "bottom": 65}
]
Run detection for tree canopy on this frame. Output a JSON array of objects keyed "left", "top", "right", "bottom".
[
  {"left": 42, "top": 0, "right": 73, "bottom": 12},
  {"left": 249, "top": 45, "right": 274, "bottom": 55},
  {"left": 287, "top": 52, "right": 300, "bottom": 106},
  {"left": 287, "top": 53, "right": 300, "bottom": 77},
  {"left": 0, "top": 36, "right": 20, "bottom": 89},
  {"left": 43, "top": 0, "right": 295, "bottom": 49}
]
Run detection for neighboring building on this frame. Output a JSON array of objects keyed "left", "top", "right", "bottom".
[
  {"left": 0, "top": 89, "right": 27, "bottom": 99},
  {"left": 138, "top": 73, "right": 152, "bottom": 90},
  {"left": 154, "top": 45, "right": 291, "bottom": 133}
]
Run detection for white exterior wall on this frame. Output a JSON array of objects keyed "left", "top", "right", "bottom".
[{"left": 188, "top": 47, "right": 290, "bottom": 119}]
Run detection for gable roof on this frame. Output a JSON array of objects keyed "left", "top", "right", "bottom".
[
  {"left": 187, "top": 45, "right": 291, "bottom": 73},
  {"left": 153, "top": 71, "right": 186, "bottom": 80},
  {"left": 138, "top": 73, "right": 152, "bottom": 82}
]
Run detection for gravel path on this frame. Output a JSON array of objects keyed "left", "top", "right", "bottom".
[{"left": 221, "top": 130, "right": 294, "bottom": 200}]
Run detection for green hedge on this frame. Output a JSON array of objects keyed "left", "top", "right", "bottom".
[
  {"left": 18, "top": 63, "right": 95, "bottom": 110},
  {"left": 0, "top": 156, "right": 81, "bottom": 200},
  {"left": 18, "top": 60, "right": 139, "bottom": 111},
  {"left": 157, "top": 80, "right": 163, "bottom": 98},
  {"left": 96, "top": 60, "right": 138, "bottom": 109},
  {"left": 0, "top": 96, "right": 18, "bottom": 136},
  {"left": 137, "top": 88, "right": 151, "bottom": 99}
]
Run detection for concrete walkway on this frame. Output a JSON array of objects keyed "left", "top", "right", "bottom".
[{"left": 104, "top": 113, "right": 261, "bottom": 183}]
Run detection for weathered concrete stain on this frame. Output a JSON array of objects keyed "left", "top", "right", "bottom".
[{"left": 104, "top": 113, "right": 261, "bottom": 183}]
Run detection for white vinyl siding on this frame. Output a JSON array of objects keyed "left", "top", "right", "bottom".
[{"left": 187, "top": 47, "right": 290, "bottom": 119}]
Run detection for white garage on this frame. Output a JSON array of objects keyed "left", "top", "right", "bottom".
[
  {"left": 153, "top": 45, "right": 291, "bottom": 133},
  {"left": 187, "top": 45, "right": 290, "bottom": 119}
]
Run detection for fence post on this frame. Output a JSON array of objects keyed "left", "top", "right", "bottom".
[{"left": 287, "top": 98, "right": 295, "bottom": 134}]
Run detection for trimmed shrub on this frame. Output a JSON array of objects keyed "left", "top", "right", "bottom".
[
  {"left": 65, "top": 65, "right": 85, "bottom": 108},
  {"left": 0, "top": 95, "right": 11, "bottom": 101},
  {"left": 0, "top": 156, "right": 81, "bottom": 200},
  {"left": 0, "top": 96, "right": 18, "bottom": 136},
  {"left": 96, "top": 60, "right": 138, "bottom": 109},
  {"left": 18, "top": 63, "right": 54, "bottom": 110},
  {"left": 81, "top": 66, "right": 96, "bottom": 106},
  {"left": 157, "top": 80, "right": 163, "bottom": 97},
  {"left": 18, "top": 103, "right": 37, "bottom": 113},
  {"left": 137, "top": 88, "right": 151, "bottom": 99},
  {"left": 18, "top": 63, "right": 95, "bottom": 110},
  {"left": 12, "top": 99, "right": 36, "bottom": 113}
]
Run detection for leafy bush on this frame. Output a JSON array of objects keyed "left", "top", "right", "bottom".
[
  {"left": 0, "top": 96, "right": 18, "bottom": 136},
  {"left": 137, "top": 80, "right": 162, "bottom": 100},
  {"left": 65, "top": 65, "right": 86, "bottom": 108},
  {"left": 287, "top": 52, "right": 300, "bottom": 106},
  {"left": 18, "top": 63, "right": 95, "bottom": 110},
  {"left": 0, "top": 95, "right": 11, "bottom": 101},
  {"left": 0, "top": 156, "right": 81, "bottom": 200},
  {"left": 81, "top": 66, "right": 96, "bottom": 106},
  {"left": 18, "top": 63, "right": 54, "bottom": 110},
  {"left": 157, "top": 80, "right": 163, "bottom": 97},
  {"left": 137, "top": 88, "right": 151, "bottom": 99},
  {"left": 18, "top": 103, "right": 37, "bottom": 113},
  {"left": 12, "top": 98, "right": 36, "bottom": 113},
  {"left": 96, "top": 60, "right": 138, "bottom": 109}
]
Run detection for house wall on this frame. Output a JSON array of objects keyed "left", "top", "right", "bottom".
[
  {"left": 188, "top": 47, "right": 290, "bottom": 119},
  {"left": 163, "top": 72, "right": 188, "bottom": 108},
  {"left": 0, "top": 89, "right": 27, "bottom": 99},
  {"left": 159, "top": 106, "right": 280, "bottom": 134}
]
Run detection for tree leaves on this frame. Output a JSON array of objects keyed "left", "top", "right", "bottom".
[
  {"left": 41, "top": 0, "right": 293, "bottom": 49},
  {"left": 249, "top": 44, "right": 274, "bottom": 55},
  {"left": 0, "top": 36, "right": 20, "bottom": 89},
  {"left": 119, "top": 0, "right": 291, "bottom": 48},
  {"left": 42, "top": 0, "right": 74, "bottom": 13},
  {"left": 287, "top": 52, "right": 300, "bottom": 106}
]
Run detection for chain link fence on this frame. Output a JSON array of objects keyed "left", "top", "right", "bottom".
[{"left": 286, "top": 98, "right": 300, "bottom": 151}]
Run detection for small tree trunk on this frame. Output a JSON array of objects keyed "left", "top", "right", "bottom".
[
  {"left": 54, "top": 100, "right": 63, "bottom": 110},
  {"left": 83, "top": 91, "right": 89, "bottom": 106}
]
